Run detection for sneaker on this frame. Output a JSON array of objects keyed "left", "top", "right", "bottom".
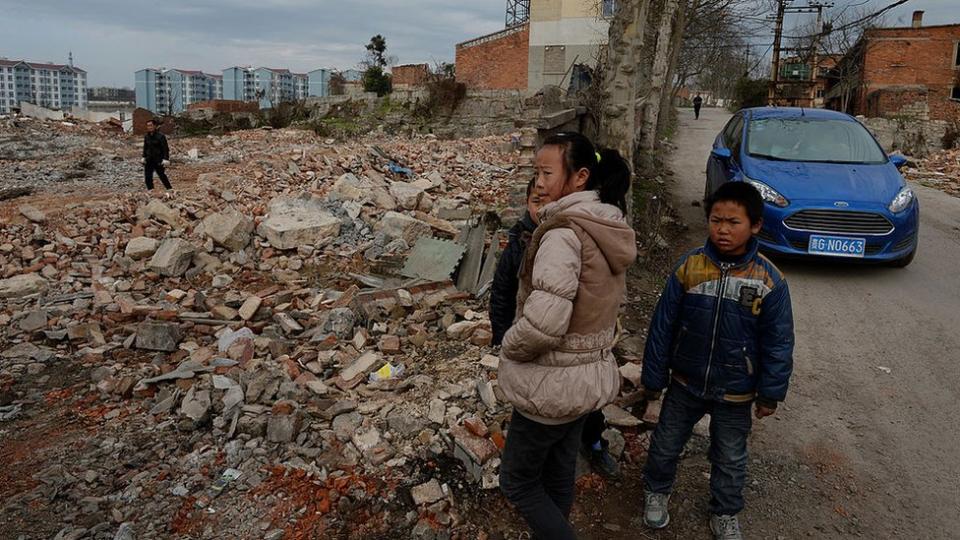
[
  {"left": 643, "top": 491, "right": 670, "bottom": 529},
  {"left": 584, "top": 444, "right": 621, "bottom": 479},
  {"left": 709, "top": 514, "right": 743, "bottom": 540}
]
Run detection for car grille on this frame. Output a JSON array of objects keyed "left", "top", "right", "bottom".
[
  {"left": 784, "top": 210, "right": 894, "bottom": 235},
  {"left": 789, "top": 239, "right": 883, "bottom": 255}
]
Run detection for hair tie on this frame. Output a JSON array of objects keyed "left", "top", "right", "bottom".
[{"left": 595, "top": 152, "right": 602, "bottom": 163}]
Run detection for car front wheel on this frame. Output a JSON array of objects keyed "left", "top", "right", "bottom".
[{"left": 891, "top": 245, "right": 917, "bottom": 268}]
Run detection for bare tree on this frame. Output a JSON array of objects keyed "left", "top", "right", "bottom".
[
  {"left": 640, "top": 0, "right": 682, "bottom": 152},
  {"left": 599, "top": 0, "right": 652, "bottom": 171}
]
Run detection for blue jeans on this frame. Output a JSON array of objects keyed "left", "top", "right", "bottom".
[
  {"left": 500, "top": 410, "right": 587, "bottom": 540},
  {"left": 643, "top": 383, "right": 753, "bottom": 516}
]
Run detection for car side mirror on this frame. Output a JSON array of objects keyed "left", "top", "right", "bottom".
[
  {"left": 712, "top": 147, "right": 732, "bottom": 160},
  {"left": 889, "top": 154, "right": 908, "bottom": 169}
]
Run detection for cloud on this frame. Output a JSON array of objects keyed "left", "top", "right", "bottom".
[{"left": 0, "top": 0, "right": 505, "bottom": 86}]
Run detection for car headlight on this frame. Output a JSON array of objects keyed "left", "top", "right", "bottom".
[
  {"left": 888, "top": 186, "right": 914, "bottom": 213},
  {"left": 744, "top": 178, "right": 789, "bottom": 208}
]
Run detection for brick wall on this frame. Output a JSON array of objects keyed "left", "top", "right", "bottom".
[
  {"left": 132, "top": 108, "right": 175, "bottom": 136},
  {"left": 392, "top": 64, "right": 430, "bottom": 88},
  {"left": 859, "top": 24, "right": 960, "bottom": 122},
  {"left": 456, "top": 24, "right": 529, "bottom": 90}
]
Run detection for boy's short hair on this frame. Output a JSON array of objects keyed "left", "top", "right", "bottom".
[
  {"left": 705, "top": 182, "right": 764, "bottom": 225},
  {"left": 526, "top": 177, "right": 535, "bottom": 199}
]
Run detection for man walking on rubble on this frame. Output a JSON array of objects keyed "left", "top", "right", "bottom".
[{"left": 142, "top": 118, "right": 173, "bottom": 191}]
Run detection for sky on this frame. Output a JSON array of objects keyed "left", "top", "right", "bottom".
[{"left": 0, "top": 0, "right": 956, "bottom": 88}]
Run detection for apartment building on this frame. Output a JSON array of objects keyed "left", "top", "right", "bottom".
[
  {"left": 135, "top": 68, "right": 222, "bottom": 114},
  {"left": 0, "top": 58, "right": 88, "bottom": 114}
]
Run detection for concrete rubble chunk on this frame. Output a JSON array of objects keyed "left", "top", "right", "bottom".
[
  {"left": 257, "top": 195, "right": 341, "bottom": 250},
  {"left": 19, "top": 310, "right": 48, "bottom": 333},
  {"left": 602, "top": 404, "right": 642, "bottom": 428},
  {"left": 339, "top": 351, "right": 382, "bottom": 382},
  {"left": 141, "top": 199, "right": 184, "bottom": 228},
  {"left": 428, "top": 398, "right": 446, "bottom": 425},
  {"left": 0, "top": 273, "right": 48, "bottom": 299},
  {"left": 619, "top": 362, "right": 643, "bottom": 387},
  {"left": 19, "top": 204, "right": 46, "bottom": 223},
  {"left": 125, "top": 237, "right": 159, "bottom": 260},
  {"left": 202, "top": 208, "right": 254, "bottom": 251},
  {"left": 149, "top": 238, "right": 195, "bottom": 277},
  {"left": 238, "top": 296, "right": 262, "bottom": 321},
  {"left": 180, "top": 386, "right": 211, "bottom": 422},
  {"left": 135, "top": 322, "right": 182, "bottom": 352},
  {"left": 389, "top": 183, "right": 425, "bottom": 210},
  {"left": 375, "top": 211, "right": 432, "bottom": 244},
  {"left": 410, "top": 479, "right": 445, "bottom": 506},
  {"left": 400, "top": 237, "right": 466, "bottom": 282}
]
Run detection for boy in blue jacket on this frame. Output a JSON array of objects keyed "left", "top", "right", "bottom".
[{"left": 640, "top": 182, "right": 794, "bottom": 540}]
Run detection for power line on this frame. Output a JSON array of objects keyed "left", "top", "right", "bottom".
[{"left": 781, "top": 0, "right": 912, "bottom": 39}]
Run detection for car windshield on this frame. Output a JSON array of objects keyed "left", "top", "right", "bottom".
[{"left": 746, "top": 118, "right": 887, "bottom": 164}]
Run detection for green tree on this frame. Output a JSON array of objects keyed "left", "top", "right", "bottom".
[
  {"left": 365, "top": 34, "right": 388, "bottom": 68},
  {"left": 734, "top": 78, "right": 769, "bottom": 109},
  {"left": 362, "top": 35, "right": 392, "bottom": 96}
]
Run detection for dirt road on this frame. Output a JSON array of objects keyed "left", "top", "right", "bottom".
[{"left": 665, "top": 106, "right": 960, "bottom": 538}]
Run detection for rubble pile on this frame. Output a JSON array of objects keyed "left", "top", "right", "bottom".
[
  {"left": 0, "top": 123, "right": 651, "bottom": 539},
  {"left": 904, "top": 148, "right": 960, "bottom": 197}
]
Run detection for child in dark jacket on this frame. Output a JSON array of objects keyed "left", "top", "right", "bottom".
[
  {"left": 490, "top": 179, "right": 539, "bottom": 347},
  {"left": 489, "top": 178, "right": 622, "bottom": 480},
  {"left": 640, "top": 182, "right": 795, "bottom": 540}
]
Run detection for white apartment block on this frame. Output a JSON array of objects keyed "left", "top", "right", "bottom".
[
  {"left": 0, "top": 58, "right": 88, "bottom": 114},
  {"left": 135, "top": 68, "right": 223, "bottom": 114}
]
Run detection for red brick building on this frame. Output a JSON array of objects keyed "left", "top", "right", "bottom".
[
  {"left": 455, "top": 24, "right": 530, "bottom": 90},
  {"left": 827, "top": 12, "right": 960, "bottom": 122},
  {"left": 392, "top": 64, "right": 430, "bottom": 88}
]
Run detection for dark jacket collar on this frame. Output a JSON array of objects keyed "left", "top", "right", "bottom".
[
  {"left": 703, "top": 237, "right": 759, "bottom": 268},
  {"left": 511, "top": 211, "right": 536, "bottom": 235}
]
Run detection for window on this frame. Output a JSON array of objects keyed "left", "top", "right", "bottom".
[
  {"left": 602, "top": 0, "right": 617, "bottom": 17},
  {"left": 952, "top": 86, "right": 960, "bottom": 101},
  {"left": 955, "top": 41, "right": 960, "bottom": 67}
]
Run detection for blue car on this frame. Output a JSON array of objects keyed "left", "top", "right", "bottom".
[{"left": 705, "top": 107, "right": 919, "bottom": 267}]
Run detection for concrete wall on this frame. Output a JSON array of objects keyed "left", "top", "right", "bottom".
[
  {"left": 20, "top": 101, "right": 65, "bottom": 121},
  {"left": 527, "top": 0, "right": 609, "bottom": 90},
  {"left": 860, "top": 115, "right": 954, "bottom": 157}
]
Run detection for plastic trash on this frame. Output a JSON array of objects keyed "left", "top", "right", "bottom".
[
  {"left": 194, "top": 468, "right": 242, "bottom": 508},
  {"left": 388, "top": 162, "right": 414, "bottom": 177},
  {"left": 368, "top": 362, "right": 405, "bottom": 383}
]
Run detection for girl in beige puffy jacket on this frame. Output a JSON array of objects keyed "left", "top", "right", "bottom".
[{"left": 498, "top": 132, "right": 637, "bottom": 539}]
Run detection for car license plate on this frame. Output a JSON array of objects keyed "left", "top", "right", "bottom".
[{"left": 808, "top": 235, "right": 866, "bottom": 258}]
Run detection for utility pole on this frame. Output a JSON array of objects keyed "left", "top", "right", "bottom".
[
  {"left": 769, "top": 0, "right": 786, "bottom": 104},
  {"left": 769, "top": 1, "right": 832, "bottom": 106}
]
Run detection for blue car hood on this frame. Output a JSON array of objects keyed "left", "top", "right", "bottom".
[{"left": 743, "top": 159, "right": 904, "bottom": 204}]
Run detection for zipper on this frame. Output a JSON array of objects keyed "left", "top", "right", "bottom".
[
  {"left": 704, "top": 262, "right": 732, "bottom": 395},
  {"left": 744, "top": 347, "right": 754, "bottom": 376}
]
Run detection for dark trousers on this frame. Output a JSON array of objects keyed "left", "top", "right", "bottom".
[
  {"left": 500, "top": 410, "right": 587, "bottom": 540},
  {"left": 144, "top": 161, "right": 172, "bottom": 190},
  {"left": 580, "top": 409, "right": 606, "bottom": 447},
  {"left": 694, "top": 105, "right": 702, "bottom": 119},
  {"left": 642, "top": 383, "right": 752, "bottom": 516}
]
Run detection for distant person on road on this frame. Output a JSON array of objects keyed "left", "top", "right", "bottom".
[
  {"left": 639, "top": 182, "right": 795, "bottom": 540},
  {"left": 490, "top": 177, "right": 623, "bottom": 481},
  {"left": 142, "top": 119, "right": 172, "bottom": 191},
  {"left": 498, "top": 132, "right": 636, "bottom": 540},
  {"left": 694, "top": 93, "right": 704, "bottom": 120}
]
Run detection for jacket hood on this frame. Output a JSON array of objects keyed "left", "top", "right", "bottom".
[{"left": 540, "top": 190, "right": 637, "bottom": 274}]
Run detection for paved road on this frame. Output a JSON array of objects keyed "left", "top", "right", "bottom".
[{"left": 668, "top": 107, "right": 960, "bottom": 538}]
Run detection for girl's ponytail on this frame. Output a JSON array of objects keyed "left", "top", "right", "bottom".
[
  {"left": 541, "top": 132, "right": 632, "bottom": 215},
  {"left": 588, "top": 147, "right": 631, "bottom": 214}
]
